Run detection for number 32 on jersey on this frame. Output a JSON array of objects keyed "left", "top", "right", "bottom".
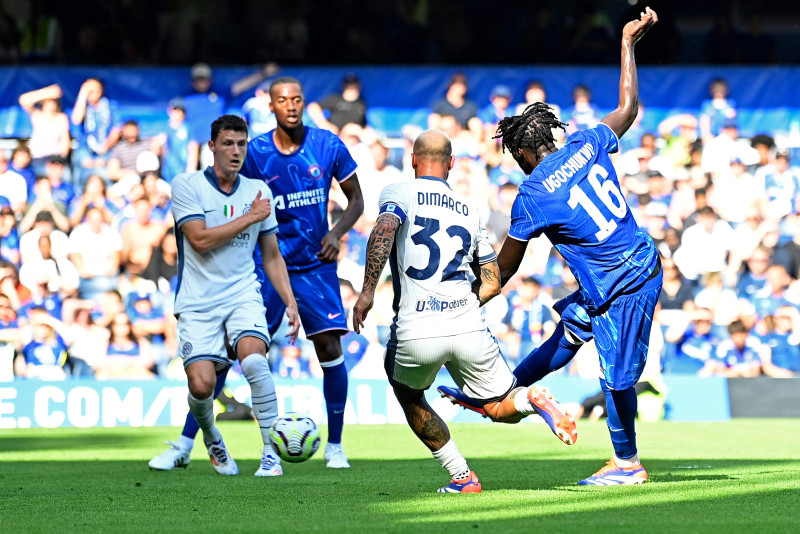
[{"left": 567, "top": 163, "right": 627, "bottom": 242}]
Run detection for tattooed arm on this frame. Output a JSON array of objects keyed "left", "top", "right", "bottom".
[
  {"left": 352, "top": 213, "right": 401, "bottom": 333},
  {"left": 476, "top": 260, "right": 502, "bottom": 306}
]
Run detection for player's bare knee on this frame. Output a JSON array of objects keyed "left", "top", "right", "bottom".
[
  {"left": 188, "top": 376, "right": 215, "bottom": 399},
  {"left": 311, "top": 334, "right": 342, "bottom": 363}
]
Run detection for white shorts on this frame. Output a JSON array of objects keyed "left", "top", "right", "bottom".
[
  {"left": 178, "top": 296, "right": 270, "bottom": 369},
  {"left": 385, "top": 328, "right": 516, "bottom": 402}
]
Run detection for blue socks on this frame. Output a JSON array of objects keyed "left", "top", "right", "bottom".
[
  {"left": 182, "top": 368, "right": 227, "bottom": 440},
  {"left": 601, "top": 378, "right": 638, "bottom": 459},
  {"left": 320, "top": 356, "right": 348, "bottom": 444},
  {"left": 512, "top": 322, "right": 582, "bottom": 386}
]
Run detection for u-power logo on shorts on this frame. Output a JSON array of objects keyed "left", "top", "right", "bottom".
[{"left": 415, "top": 295, "right": 469, "bottom": 312}]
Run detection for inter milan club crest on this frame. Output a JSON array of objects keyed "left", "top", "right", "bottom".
[
  {"left": 308, "top": 164, "right": 323, "bottom": 179},
  {"left": 243, "top": 204, "right": 251, "bottom": 214},
  {"left": 182, "top": 342, "right": 193, "bottom": 356}
]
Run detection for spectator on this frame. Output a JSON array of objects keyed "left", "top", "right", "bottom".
[
  {"left": 703, "top": 319, "right": 763, "bottom": 378},
  {"left": 759, "top": 306, "right": 800, "bottom": 377},
  {"left": 63, "top": 305, "right": 107, "bottom": 378},
  {"left": 693, "top": 271, "right": 741, "bottom": 336},
  {"left": 68, "top": 174, "right": 116, "bottom": 228},
  {"left": 151, "top": 98, "right": 199, "bottom": 184},
  {"left": 564, "top": 84, "right": 601, "bottom": 134},
  {"left": 18, "top": 234, "right": 79, "bottom": 299},
  {"left": 737, "top": 246, "right": 771, "bottom": 301},
  {"left": 119, "top": 195, "right": 167, "bottom": 279},
  {"left": 0, "top": 203, "right": 20, "bottom": 265},
  {"left": 663, "top": 308, "right": 720, "bottom": 375},
  {"left": 0, "top": 260, "right": 30, "bottom": 310},
  {"left": 0, "top": 149, "right": 28, "bottom": 217},
  {"left": 128, "top": 292, "right": 171, "bottom": 375},
  {"left": 428, "top": 73, "right": 482, "bottom": 140},
  {"left": 515, "top": 81, "right": 561, "bottom": 122},
  {"left": 758, "top": 151, "right": 800, "bottom": 222},
  {"left": 713, "top": 157, "right": 766, "bottom": 226},
  {"left": 486, "top": 182, "right": 518, "bottom": 244},
  {"left": 19, "top": 177, "right": 70, "bottom": 234},
  {"left": 71, "top": 77, "right": 120, "bottom": 186},
  {"left": 273, "top": 343, "right": 312, "bottom": 379},
  {"left": 14, "top": 307, "right": 68, "bottom": 380},
  {"left": 673, "top": 206, "right": 735, "bottom": 281},
  {"left": 68, "top": 206, "right": 122, "bottom": 300},
  {"left": 43, "top": 155, "right": 75, "bottom": 209},
  {"left": 106, "top": 120, "right": 152, "bottom": 185},
  {"left": 241, "top": 80, "right": 277, "bottom": 139},
  {"left": 746, "top": 264, "right": 800, "bottom": 321},
  {"left": 17, "top": 266, "right": 63, "bottom": 322},
  {"left": 9, "top": 144, "right": 36, "bottom": 191},
  {"left": 699, "top": 78, "right": 737, "bottom": 142},
  {"left": 94, "top": 311, "right": 155, "bottom": 379},
  {"left": 17, "top": 84, "right": 71, "bottom": 172},
  {"left": 702, "top": 119, "right": 759, "bottom": 176},
  {"left": 478, "top": 84, "right": 514, "bottom": 133},
  {"left": 658, "top": 113, "right": 699, "bottom": 174},
  {"left": 361, "top": 136, "right": 404, "bottom": 222},
  {"left": 139, "top": 228, "right": 177, "bottom": 293},
  {"left": 772, "top": 215, "right": 800, "bottom": 279},
  {"left": 502, "top": 276, "right": 555, "bottom": 364},
  {"left": 307, "top": 72, "right": 368, "bottom": 134},
  {"left": 181, "top": 62, "right": 276, "bottom": 149}
]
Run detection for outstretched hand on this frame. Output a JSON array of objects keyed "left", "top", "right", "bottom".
[{"left": 622, "top": 6, "right": 658, "bottom": 45}]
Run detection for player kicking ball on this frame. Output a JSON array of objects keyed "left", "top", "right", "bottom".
[
  {"left": 166, "top": 114, "right": 300, "bottom": 476},
  {"left": 352, "top": 130, "right": 576, "bottom": 494},
  {"left": 439, "top": 7, "right": 660, "bottom": 486}
]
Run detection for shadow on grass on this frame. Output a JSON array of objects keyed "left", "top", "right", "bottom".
[{"left": 0, "top": 428, "right": 162, "bottom": 451}]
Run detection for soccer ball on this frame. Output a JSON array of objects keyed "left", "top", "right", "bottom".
[{"left": 269, "top": 413, "right": 321, "bottom": 463}]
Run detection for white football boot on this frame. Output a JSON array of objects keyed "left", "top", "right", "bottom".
[
  {"left": 206, "top": 439, "right": 239, "bottom": 475},
  {"left": 255, "top": 447, "right": 283, "bottom": 477},
  {"left": 324, "top": 443, "right": 351, "bottom": 469},
  {"left": 148, "top": 441, "right": 191, "bottom": 471}
]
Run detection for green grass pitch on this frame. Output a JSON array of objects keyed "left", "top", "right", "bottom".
[{"left": 1, "top": 420, "right": 798, "bottom": 533}]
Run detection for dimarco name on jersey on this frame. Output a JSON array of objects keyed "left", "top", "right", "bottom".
[{"left": 417, "top": 191, "right": 469, "bottom": 216}]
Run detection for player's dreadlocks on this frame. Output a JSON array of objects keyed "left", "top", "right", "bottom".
[{"left": 493, "top": 102, "right": 567, "bottom": 160}]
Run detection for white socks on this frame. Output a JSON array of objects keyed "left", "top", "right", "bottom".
[
  {"left": 176, "top": 435, "right": 194, "bottom": 450},
  {"left": 514, "top": 388, "right": 536, "bottom": 415},
  {"left": 614, "top": 453, "right": 641, "bottom": 467},
  {"left": 432, "top": 440, "right": 470, "bottom": 480},
  {"left": 188, "top": 393, "right": 222, "bottom": 445},
  {"left": 241, "top": 354, "right": 278, "bottom": 446}
]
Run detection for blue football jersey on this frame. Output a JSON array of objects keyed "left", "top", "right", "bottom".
[
  {"left": 242, "top": 127, "right": 357, "bottom": 273},
  {"left": 509, "top": 123, "right": 659, "bottom": 310}
]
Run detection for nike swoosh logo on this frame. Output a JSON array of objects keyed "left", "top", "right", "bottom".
[
  {"left": 327, "top": 313, "right": 341, "bottom": 319},
  {"left": 203, "top": 209, "right": 215, "bottom": 213},
  {"left": 254, "top": 324, "right": 266, "bottom": 328},
  {"left": 332, "top": 408, "right": 345, "bottom": 414},
  {"left": 264, "top": 174, "right": 280, "bottom": 184}
]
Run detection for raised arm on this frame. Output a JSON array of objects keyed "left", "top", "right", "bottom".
[
  {"left": 352, "top": 213, "right": 400, "bottom": 333},
  {"left": 601, "top": 7, "right": 658, "bottom": 139},
  {"left": 19, "top": 84, "right": 62, "bottom": 113}
]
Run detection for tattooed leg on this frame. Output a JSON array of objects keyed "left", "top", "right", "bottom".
[{"left": 392, "top": 384, "right": 451, "bottom": 452}]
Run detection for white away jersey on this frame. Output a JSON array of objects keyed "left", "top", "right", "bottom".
[
  {"left": 379, "top": 176, "right": 497, "bottom": 340},
  {"left": 172, "top": 167, "right": 278, "bottom": 314}
]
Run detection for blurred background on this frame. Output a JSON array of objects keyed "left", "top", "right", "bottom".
[{"left": 1, "top": 0, "right": 799, "bottom": 427}]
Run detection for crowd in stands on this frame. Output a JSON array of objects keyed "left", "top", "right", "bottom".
[{"left": 1, "top": 69, "right": 799, "bottom": 385}]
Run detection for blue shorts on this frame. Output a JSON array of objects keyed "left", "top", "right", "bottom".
[
  {"left": 556, "top": 272, "right": 661, "bottom": 390},
  {"left": 262, "top": 269, "right": 348, "bottom": 338}
]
